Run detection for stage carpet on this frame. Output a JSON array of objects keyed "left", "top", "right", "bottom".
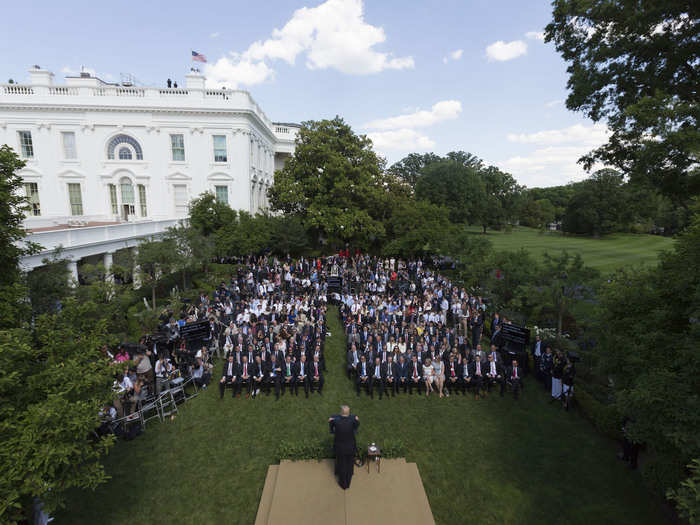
[{"left": 255, "top": 458, "right": 435, "bottom": 525}]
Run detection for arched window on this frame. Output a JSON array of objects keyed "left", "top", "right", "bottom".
[
  {"left": 107, "top": 134, "right": 143, "bottom": 160},
  {"left": 118, "top": 147, "right": 132, "bottom": 160}
]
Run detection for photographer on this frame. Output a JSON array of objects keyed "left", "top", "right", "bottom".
[{"left": 561, "top": 357, "right": 575, "bottom": 410}]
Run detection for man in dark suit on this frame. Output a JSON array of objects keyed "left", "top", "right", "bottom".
[
  {"left": 469, "top": 354, "right": 485, "bottom": 399},
  {"left": 408, "top": 354, "right": 423, "bottom": 395},
  {"left": 460, "top": 356, "right": 472, "bottom": 395},
  {"left": 369, "top": 356, "right": 384, "bottom": 399},
  {"left": 266, "top": 354, "right": 282, "bottom": 399},
  {"left": 294, "top": 354, "right": 310, "bottom": 398},
  {"left": 356, "top": 354, "right": 370, "bottom": 397},
  {"left": 328, "top": 406, "right": 359, "bottom": 489},
  {"left": 310, "top": 354, "right": 324, "bottom": 395},
  {"left": 445, "top": 354, "right": 460, "bottom": 394},
  {"left": 347, "top": 344, "right": 360, "bottom": 379},
  {"left": 237, "top": 355, "right": 253, "bottom": 397},
  {"left": 506, "top": 359, "right": 523, "bottom": 399},
  {"left": 485, "top": 353, "right": 505, "bottom": 396},
  {"left": 252, "top": 355, "right": 266, "bottom": 398},
  {"left": 382, "top": 355, "right": 398, "bottom": 397},
  {"left": 218, "top": 354, "right": 238, "bottom": 399},
  {"left": 396, "top": 354, "right": 409, "bottom": 394},
  {"left": 281, "top": 355, "right": 295, "bottom": 396}
]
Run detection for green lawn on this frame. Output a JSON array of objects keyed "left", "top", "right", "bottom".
[
  {"left": 466, "top": 226, "right": 674, "bottom": 273},
  {"left": 59, "top": 308, "right": 671, "bottom": 525}
]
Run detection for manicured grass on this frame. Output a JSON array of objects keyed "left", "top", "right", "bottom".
[
  {"left": 59, "top": 308, "right": 670, "bottom": 525},
  {"left": 466, "top": 226, "right": 674, "bottom": 273}
]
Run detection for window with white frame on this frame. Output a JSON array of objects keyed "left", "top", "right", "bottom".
[
  {"left": 61, "top": 131, "right": 77, "bottom": 159},
  {"left": 215, "top": 185, "right": 228, "bottom": 205},
  {"left": 67, "top": 183, "right": 83, "bottom": 215},
  {"left": 24, "top": 182, "right": 40, "bottom": 216},
  {"left": 108, "top": 184, "right": 118, "bottom": 214},
  {"left": 173, "top": 184, "right": 188, "bottom": 216},
  {"left": 138, "top": 184, "right": 147, "bottom": 216},
  {"left": 118, "top": 147, "right": 132, "bottom": 160},
  {"left": 213, "top": 135, "right": 227, "bottom": 162},
  {"left": 120, "top": 177, "right": 135, "bottom": 219},
  {"left": 18, "top": 131, "right": 34, "bottom": 158},
  {"left": 170, "top": 134, "right": 185, "bottom": 161}
]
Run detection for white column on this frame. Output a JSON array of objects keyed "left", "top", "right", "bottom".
[
  {"left": 67, "top": 260, "right": 79, "bottom": 287},
  {"left": 132, "top": 247, "right": 141, "bottom": 289},
  {"left": 103, "top": 251, "right": 114, "bottom": 282}
]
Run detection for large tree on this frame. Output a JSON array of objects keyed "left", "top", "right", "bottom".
[
  {"left": 545, "top": 1, "right": 699, "bottom": 205},
  {"left": 0, "top": 145, "right": 39, "bottom": 328},
  {"left": 414, "top": 160, "right": 486, "bottom": 225},
  {"left": 268, "top": 117, "right": 390, "bottom": 249},
  {"left": 598, "top": 211, "right": 700, "bottom": 497},
  {"left": 0, "top": 299, "right": 116, "bottom": 523},
  {"left": 515, "top": 251, "right": 598, "bottom": 336},
  {"left": 562, "top": 168, "right": 630, "bottom": 235},
  {"left": 188, "top": 192, "right": 237, "bottom": 236}
]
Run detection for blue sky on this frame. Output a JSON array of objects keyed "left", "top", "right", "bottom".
[{"left": 0, "top": 0, "right": 609, "bottom": 187}]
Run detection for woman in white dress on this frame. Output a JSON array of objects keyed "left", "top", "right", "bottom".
[
  {"left": 433, "top": 354, "right": 446, "bottom": 398},
  {"left": 423, "top": 358, "right": 434, "bottom": 396}
]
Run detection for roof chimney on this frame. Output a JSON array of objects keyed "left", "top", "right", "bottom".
[
  {"left": 185, "top": 71, "right": 206, "bottom": 90},
  {"left": 28, "top": 66, "right": 54, "bottom": 85}
]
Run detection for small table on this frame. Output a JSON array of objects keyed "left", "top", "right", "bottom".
[{"left": 367, "top": 445, "right": 381, "bottom": 473}]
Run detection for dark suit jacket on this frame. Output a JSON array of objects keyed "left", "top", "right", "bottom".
[
  {"left": 445, "top": 361, "right": 460, "bottom": 379},
  {"left": 408, "top": 361, "right": 423, "bottom": 380},
  {"left": 396, "top": 361, "right": 409, "bottom": 379},
  {"left": 469, "top": 361, "right": 486, "bottom": 377},
  {"left": 221, "top": 361, "right": 238, "bottom": 380},
  {"left": 266, "top": 361, "right": 282, "bottom": 379},
  {"left": 382, "top": 362, "right": 397, "bottom": 379},
  {"left": 310, "top": 361, "right": 323, "bottom": 379},
  {"left": 506, "top": 366, "right": 522, "bottom": 381},
  {"left": 294, "top": 361, "right": 309, "bottom": 378},
  {"left": 330, "top": 415, "right": 359, "bottom": 455}
]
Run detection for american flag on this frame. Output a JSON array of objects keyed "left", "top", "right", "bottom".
[{"left": 191, "top": 51, "right": 207, "bottom": 63}]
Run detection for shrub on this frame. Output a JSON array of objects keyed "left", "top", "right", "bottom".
[
  {"left": 667, "top": 458, "right": 700, "bottom": 524},
  {"left": 575, "top": 387, "right": 622, "bottom": 441}
]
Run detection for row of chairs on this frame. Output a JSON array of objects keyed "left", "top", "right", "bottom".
[{"left": 109, "top": 376, "right": 200, "bottom": 437}]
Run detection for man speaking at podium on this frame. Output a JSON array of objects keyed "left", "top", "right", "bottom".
[{"left": 328, "top": 405, "right": 359, "bottom": 489}]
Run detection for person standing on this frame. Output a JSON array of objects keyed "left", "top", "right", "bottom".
[{"left": 328, "top": 406, "right": 360, "bottom": 489}]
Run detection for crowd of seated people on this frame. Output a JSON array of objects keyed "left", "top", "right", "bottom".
[
  {"left": 202, "top": 256, "right": 335, "bottom": 400},
  {"left": 339, "top": 255, "right": 525, "bottom": 400}
]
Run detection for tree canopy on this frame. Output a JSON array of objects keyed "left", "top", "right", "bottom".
[
  {"left": 545, "top": 1, "right": 699, "bottom": 205},
  {"left": 269, "top": 116, "right": 391, "bottom": 248}
]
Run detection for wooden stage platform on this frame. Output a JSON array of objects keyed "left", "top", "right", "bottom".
[{"left": 255, "top": 458, "right": 435, "bottom": 525}]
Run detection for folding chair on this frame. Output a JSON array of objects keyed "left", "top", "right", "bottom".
[
  {"left": 182, "top": 376, "right": 199, "bottom": 401},
  {"left": 138, "top": 393, "right": 163, "bottom": 425},
  {"left": 158, "top": 389, "right": 179, "bottom": 418},
  {"left": 169, "top": 377, "right": 187, "bottom": 405}
]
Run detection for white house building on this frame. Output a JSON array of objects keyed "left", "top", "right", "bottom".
[{"left": 0, "top": 66, "right": 299, "bottom": 281}]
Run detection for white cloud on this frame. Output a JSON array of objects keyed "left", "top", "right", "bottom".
[
  {"left": 204, "top": 56, "right": 275, "bottom": 88},
  {"left": 506, "top": 123, "right": 610, "bottom": 147},
  {"left": 363, "top": 100, "right": 462, "bottom": 130},
  {"left": 486, "top": 40, "right": 527, "bottom": 61},
  {"left": 545, "top": 99, "right": 563, "bottom": 107},
  {"left": 498, "top": 123, "right": 611, "bottom": 186},
  {"left": 442, "top": 48, "right": 463, "bottom": 64},
  {"left": 205, "top": 0, "right": 413, "bottom": 87},
  {"left": 366, "top": 129, "right": 435, "bottom": 150},
  {"left": 210, "top": 32, "right": 221, "bottom": 39},
  {"left": 525, "top": 31, "right": 545, "bottom": 41}
]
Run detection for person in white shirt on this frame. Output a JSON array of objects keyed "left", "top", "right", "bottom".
[{"left": 423, "top": 358, "right": 435, "bottom": 397}]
